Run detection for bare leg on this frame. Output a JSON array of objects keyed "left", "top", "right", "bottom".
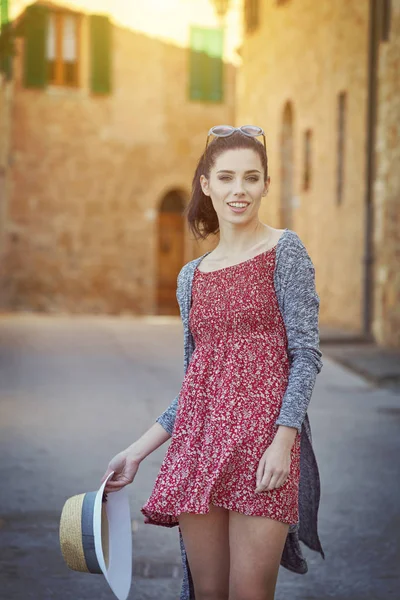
[
  {"left": 229, "top": 511, "right": 289, "bottom": 600},
  {"left": 178, "top": 503, "right": 230, "bottom": 600}
]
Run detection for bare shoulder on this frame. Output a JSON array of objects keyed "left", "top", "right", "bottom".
[
  {"left": 198, "top": 227, "right": 289, "bottom": 272},
  {"left": 272, "top": 227, "right": 287, "bottom": 245}
]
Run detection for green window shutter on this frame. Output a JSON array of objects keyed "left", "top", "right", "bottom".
[
  {"left": 1, "top": 0, "right": 9, "bottom": 24},
  {"left": 23, "top": 4, "right": 48, "bottom": 89},
  {"left": 0, "top": 0, "right": 12, "bottom": 80},
  {"left": 189, "top": 27, "right": 208, "bottom": 101},
  {"left": 205, "top": 28, "right": 224, "bottom": 102},
  {"left": 89, "top": 14, "right": 111, "bottom": 95},
  {"left": 189, "top": 26, "right": 224, "bottom": 103}
]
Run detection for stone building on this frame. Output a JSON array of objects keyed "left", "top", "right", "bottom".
[
  {"left": 0, "top": 74, "right": 12, "bottom": 260},
  {"left": 373, "top": 0, "right": 400, "bottom": 347},
  {"left": 0, "top": 0, "right": 235, "bottom": 315},
  {"left": 2, "top": 0, "right": 398, "bottom": 348},
  {"left": 0, "top": 4, "right": 12, "bottom": 262},
  {"left": 238, "top": 0, "right": 399, "bottom": 348}
]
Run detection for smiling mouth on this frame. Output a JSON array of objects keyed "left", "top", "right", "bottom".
[{"left": 227, "top": 202, "right": 250, "bottom": 213}]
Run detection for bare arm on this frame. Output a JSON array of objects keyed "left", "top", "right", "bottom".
[
  {"left": 101, "top": 421, "right": 172, "bottom": 492},
  {"left": 127, "top": 421, "right": 172, "bottom": 463}
]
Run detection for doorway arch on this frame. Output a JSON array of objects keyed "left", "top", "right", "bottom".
[
  {"left": 280, "top": 101, "right": 294, "bottom": 229},
  {"left": 156, "top": 190, "right": 185, "bottom": 315}
]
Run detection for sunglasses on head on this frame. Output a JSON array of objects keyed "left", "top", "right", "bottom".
[{"left": 205, "top": 125, "right": 266, "bottom": 151}]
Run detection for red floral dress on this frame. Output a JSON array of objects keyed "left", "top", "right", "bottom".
[{"left": 141, "top": 246, "right": 301, "bottom": 527}]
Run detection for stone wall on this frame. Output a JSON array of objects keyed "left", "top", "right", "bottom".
[
  {"left": 373, "top": 0, "right": 400, "bottom": 347},
  {"left": 237, "top": 0, "right": 370, "bottom": 333},
  {"left": 0, "top": 74, "right": 12, "bottom": 259},
  {"left": 0, "top": 18, "right": 233, "bottom": 314}
]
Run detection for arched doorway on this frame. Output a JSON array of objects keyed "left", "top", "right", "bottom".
[
  {"left": 156, "top": 190, "right": 185, "bottom": 315},
  {"left": 280, "top": 102, "right": 294, "bottom": 229}
]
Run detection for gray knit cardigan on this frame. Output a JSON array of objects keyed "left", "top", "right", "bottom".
[{"left": 155, "top": 228, "right": 325, "bottom": 599}]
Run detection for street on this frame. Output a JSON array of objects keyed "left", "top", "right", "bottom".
[{"left": 0, "top": 315, "right": 399, "bottom": 599}]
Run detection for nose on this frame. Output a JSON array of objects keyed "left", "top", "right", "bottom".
[{"left": 233, "top": 178, "right": 245, "bottom": 196}]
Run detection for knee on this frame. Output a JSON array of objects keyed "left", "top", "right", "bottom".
[
  {"left": 229, "top": 582, "right": 275, "bottom": 600},
  {"left": 194, "top": 585, "right": 229, "bottom": 600},
  {"left": 229, "top": 593, "right": 273, "bottom": 600}
]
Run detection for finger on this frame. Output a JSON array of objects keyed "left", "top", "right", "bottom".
[
  {"left": 102, "top": 479, "right": 120, "bottom": 489},
  {"left": 256, "top": 464, "right": 268, "bottom": 489},
  {"left": 104, "top": 482, "right": 126, "bottom": 492},
  {"left": 256, "top": 461, "right": 265, "bottom": 487},
  {"left": 261, "top": 471, "right": 274, "bottom": 490},
  {"left": 104, "top": 479, "right": 126, "bottom": 488},
  {"left": 279, "top": 474, "right": 289, "bottom": 487},
  {"left": 103, "top": 482, "right": 123, "bottom": 492},
  {"left": 100, "top": 468, "right": 114, "bottom": 485},
  {"left": 267, "top": 473, "right": 283, "bottom": 490},
  {"left": 273, "top": 476, "right": 285, "bottom": 489}
]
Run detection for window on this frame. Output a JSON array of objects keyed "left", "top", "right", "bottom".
[
  {"left": 244, "top": 0, "right": 259, "bottom": 33},
  {"left": 303, "top": 129, "right": 312, "bottom": 191},
  {"left": 47, "top": 10, "right": 80, "bottom": 87},
  {"left": 336, "top": 92, "right": 347, "bottom": 205},
  {"left": 189, "top": 26, "right": 224, "bottom": 103},
  {"left": 381, "top": 0, "right": 391, "bottom": 41},
  {"left": 23, "top": 5, "right": 111, "bottom": 94}
]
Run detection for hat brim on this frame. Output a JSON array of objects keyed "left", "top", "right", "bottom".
[{"left": 94, "top": 472, "right": 132, "bottom": 600}]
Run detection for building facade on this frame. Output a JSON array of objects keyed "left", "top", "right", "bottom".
[
  {"left": 238, "top": 0, "right": 399, "bottom": 347},
  {"left": 1, "top": 0, "right": 398, "bottom": 347},
  {"left": 0, "top": 74, "right": 11, "bottom": 262},
  {"left": 0, "top": 1, "right": 12, "bottom": 263},
  {"left": 373, "top": 0, "right": 400, "bottom": 347},
  {"left": 0, "top": 0, "right": 235, "bottom": 315}
]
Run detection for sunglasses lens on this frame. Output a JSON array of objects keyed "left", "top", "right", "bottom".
[
  {"left": 211, "top": 125, "right": 234, "bottom": 137},
  {"left": 241, "top": 125, "right": 263, "bottom": 136}
]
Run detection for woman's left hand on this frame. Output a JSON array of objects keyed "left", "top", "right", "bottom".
[{"left": 255, "top": 439, "right": 291, "bottom": 492}]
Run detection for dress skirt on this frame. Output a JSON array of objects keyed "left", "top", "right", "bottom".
[{"left": 141, "top": 246, "right": 301, "bottom": 527}]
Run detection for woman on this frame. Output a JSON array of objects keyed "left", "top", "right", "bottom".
[{"left": 101, "top": 126, "right": 325, "bottom": 600}]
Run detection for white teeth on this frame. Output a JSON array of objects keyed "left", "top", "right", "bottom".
[{"left": 228, "top": 203, "right": 248, "bottom": 208}]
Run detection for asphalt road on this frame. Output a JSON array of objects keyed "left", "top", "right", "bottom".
[{"left": 0, "top": 315, "right": 399, "bottom": 600}]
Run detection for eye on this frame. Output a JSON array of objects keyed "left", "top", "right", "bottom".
[{"left": 218, "top": 176, "right": 259, "bottom": 182}]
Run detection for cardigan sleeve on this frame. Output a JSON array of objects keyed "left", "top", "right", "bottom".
[
  {"left": 154, "top": 264, "right": 187, "bottom": 437},
  {"left": 155, "top": 394, "right": 178, "bottom": 437},
  {"left": 274, "top": 247, "right": 323, "bottom": 434}
]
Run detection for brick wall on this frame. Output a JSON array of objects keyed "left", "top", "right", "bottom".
[
  {"left": 0, "top": 18, "right": 232, "bottom": 314},
  {"left": 237, "top": 0, "right": 369, "bottom": 333},
  {"left": 0, "top": 75, "right": 12, "bottom": 259},
  {"left": 373, "top": 0, "right": 400, "bottom": 347}
]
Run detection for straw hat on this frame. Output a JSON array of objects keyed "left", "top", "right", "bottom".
[{"left": 59, "top": 472, "right": 132, "bottom": 600}]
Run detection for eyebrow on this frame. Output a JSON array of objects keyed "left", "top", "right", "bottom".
[{"left": 216, "top": 169, "right": 261, "bottom": 174}]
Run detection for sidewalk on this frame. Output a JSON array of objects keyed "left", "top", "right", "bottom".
[{"left": 320, "top": 326, "right": 400, "bottom": 388}]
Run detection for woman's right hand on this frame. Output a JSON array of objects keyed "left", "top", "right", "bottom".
[{"left": 100, "top": 448, "right": 141, "bottom": 493}]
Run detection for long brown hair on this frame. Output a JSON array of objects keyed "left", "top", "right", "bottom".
[{"left": 184, "top": 131, "right": 268, "bottom": 240}]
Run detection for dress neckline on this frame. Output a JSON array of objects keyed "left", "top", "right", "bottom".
[{"left": 196, "top": 229, "right": 288, "bottom": 275}]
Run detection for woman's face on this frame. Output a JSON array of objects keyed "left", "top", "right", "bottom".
[{"left": 200, "top": 148, "right": 270, "bottom": 227}]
